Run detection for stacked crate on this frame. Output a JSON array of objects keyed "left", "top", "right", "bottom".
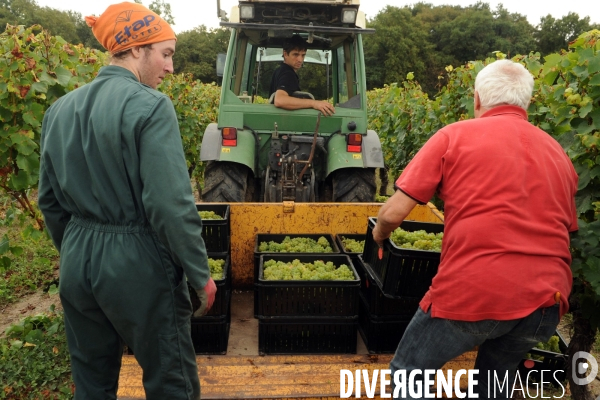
[
  {"left": 355, "top": 218, "right": 444, "bottom": 353},
  {"left": 362, "top": 217, "right": 443, "bottom": 299},
  {"left": 253, "top": 234, "right": 341, "bottom": 317},
  {"left": 354, "top": 255, "right": 419, "bottom": 353},
  {"left": 190, "top": 204, "right": 232, "bottom": 354},
  {"left": 254, "top": 234, "right": 360, "bottom": 354}
]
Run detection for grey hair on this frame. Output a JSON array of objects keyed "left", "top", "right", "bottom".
[{"left": 474, "top": 59, "right": 534, "bottom": 110}]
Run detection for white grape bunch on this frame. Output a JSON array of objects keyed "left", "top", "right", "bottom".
[
  {"left": 198, "top": 211, "right": 223, "bottom": 220},
  {"left": 258, "top": 236, "right": 333, "bottom": 253},
  {"left": 208, "top": 258, "right": 225, "bottom": 280},
  {"left": 390, "top": 228, "right": 443, "bottom": 252},
  {"left": 341, "top": 237, "right": 365, "bottom": 253},
  {"left": 262, "top": 258, "right": 354, "bottom": 281}
]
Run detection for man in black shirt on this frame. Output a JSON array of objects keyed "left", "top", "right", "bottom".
[{"left": 269, "top": 35, "right": 335, "bottom": 116}]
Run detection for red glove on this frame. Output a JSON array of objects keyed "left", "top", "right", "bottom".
[{"left": 193, "top": 278, "right": 217, "bottom": 317}]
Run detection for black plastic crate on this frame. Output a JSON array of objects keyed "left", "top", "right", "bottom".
[
  {"left": 335, "top": 233, "right": 366, "bottom": 261},
  {"left": 355, "top": 255, "right": 420, "bottom": 317},
  {"left": 253, "top": 233, "right": 341, "bottom": 317},
  {"left": 362, "top": 217, "right": 443, "bottom": 299},
  {"left": 256, "top": 254, "right": 359, "bottom": 317},
  {"left": 190, "top": 292, "right": 231, "bottom": 354},
  {"left": 517, "top": 331, "right": 568, "bottom": 387},
  {"left": 190, "top": 312, "right": 230, "bottom": 355},
  {"left": 358, "top": 292, "right": 411, "bottom": 354},
  {"left": 258, "top": 316, "right": 358, "bottom": 354},
  {"left": 196, "top": 204, "right": 230, "bottom": 252},
  {"left": 188, "top": 252, "right": 231, "bottom": 317}
]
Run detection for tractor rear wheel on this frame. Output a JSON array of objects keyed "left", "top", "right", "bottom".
[
  {"left": 332, "top": 168, "right": 376, "bottom": 202},
  {"left": 202, "top": 161, "right": 255, "bottom": 202}
]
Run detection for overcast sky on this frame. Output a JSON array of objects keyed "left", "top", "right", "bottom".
[{"left": 33, "top": 0, "right": 599, "bottom": 33}]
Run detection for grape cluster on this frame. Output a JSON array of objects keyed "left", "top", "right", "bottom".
[
  {"left": 198, "top": 211, "right": 223, "bottom": 220},
  {"left": 375, "top": 194, "right": 390, "bottom": 203},
  {"left": 390, "top": 228, "right": 443, "bottom": 252},
  {"left": 262, "top": 258, "right": 354, "bottom": 281},
  {"left": 341, "top": 237, "right": 365, "bottom": 253},
  {"left": 526, "top": 335, "right": 561, "bottom": 360},
  {"left": 258, "top": 236, "right": 333, "bottom": 253},
  {"left": 208, "top": 258, "right": 225, "bottom": 280},
  {"left": 535, "top": 335, "right": 560, "bottom": 353}
]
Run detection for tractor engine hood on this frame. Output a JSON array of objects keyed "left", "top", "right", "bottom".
[{"left": 218, "top": 90, "right": 367, "bottom": 134}]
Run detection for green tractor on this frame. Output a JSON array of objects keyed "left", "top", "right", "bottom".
[{"left": 200, "top": 0, "right": 384, "bottom": 202}]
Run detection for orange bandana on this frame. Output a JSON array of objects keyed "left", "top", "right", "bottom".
[{"left": 85, "top": 2, "right": 176, "bottom": 55}]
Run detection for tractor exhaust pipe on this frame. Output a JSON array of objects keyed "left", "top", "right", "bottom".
[{"left": 216, "top": 0, "right": 227, "bottom": 19}]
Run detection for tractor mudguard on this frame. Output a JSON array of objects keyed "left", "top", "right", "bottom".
[
  {"left": 326, "top": 130, "right": 385, "bottom": 176},
  {"left": 363, "top": 130, "right": 385, "bottom": 168},
  {"left": 200, "top": 124, "right": 256, "bottom": 173},
  {"left": 199, "top": 123, "right": 222, "bottom": 161}
]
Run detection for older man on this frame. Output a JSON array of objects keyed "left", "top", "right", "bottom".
[
  {"left": 38, "top": 3, "right": 215, "bottom": 399},
  {"left": 373, "top": 59, "right": 578, "bottom": 399}
]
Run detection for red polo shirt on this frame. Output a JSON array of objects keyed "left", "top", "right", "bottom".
[{"left": 396, "top": 106, "right": 578, "bottom": 321}]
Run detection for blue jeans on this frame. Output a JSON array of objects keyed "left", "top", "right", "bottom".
[{"left": 389, "top": 304, "right": 560, "bottom": 399}]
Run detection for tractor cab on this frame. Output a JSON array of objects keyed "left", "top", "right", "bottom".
[{"left": 200, "top": 0, "right": 384, "bottom": 202}]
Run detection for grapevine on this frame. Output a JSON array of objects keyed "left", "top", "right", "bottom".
[
  {"left": 262, "top": 258, "right": 354, "bottom": 281},
  {"left": 341, "top": 237, "right": 365, "bottom": 253},
  {"left": 198, "top": 211, "right": 223, "bottom": 220},
  {"left": 390, "top": 228, "right": 443, "bottom": 252},
  {"left": 258, "top": 236, "right": 333, "bottom": 253}
]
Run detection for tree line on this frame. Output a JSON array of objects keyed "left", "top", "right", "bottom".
[
  {"left": 1, "top": 0, "right": 598, "bottom": 95},
  {"left": 363, "top": 2, "right": 599, "bottom": 94}
]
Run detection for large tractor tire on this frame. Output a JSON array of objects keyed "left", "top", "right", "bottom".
[
  {"left": 332, "top": 168, "right": 376, "bottom": 202},
  {"left": 202, "top": 161, "right": 255, "bottom": 202}
]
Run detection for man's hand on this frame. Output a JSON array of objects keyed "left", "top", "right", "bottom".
[
  {"left": 193, "top": 278, "right": 217, "bottom": 317},
  {"left": 372, "top": 189, "right": 419, "bottom": 248},
  {"left": 372, "top": 224, "right": 389, "bottom": 248},
  {"left": 311, "top": 100, "right": 335, "bottom": 116}
]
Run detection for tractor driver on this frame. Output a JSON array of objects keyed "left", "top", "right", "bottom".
[{"left": 269, "top": 35, "right": 335, "bottom": 116}]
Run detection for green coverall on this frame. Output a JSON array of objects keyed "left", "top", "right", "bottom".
[{"left": 38, "top": 66, "right": 209, "bottom": 400}]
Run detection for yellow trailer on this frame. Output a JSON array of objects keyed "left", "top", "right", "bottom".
[{"left": 117, "top": 202, "right": 476, "bottom": 399}]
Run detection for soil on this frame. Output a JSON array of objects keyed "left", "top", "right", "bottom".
[{"left": 0, "top": 290, "right": 62, "bottom": 337}]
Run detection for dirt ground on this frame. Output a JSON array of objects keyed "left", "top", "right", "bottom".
[{"left": 0, "top": 290, "right": 62, "bottom": 336}]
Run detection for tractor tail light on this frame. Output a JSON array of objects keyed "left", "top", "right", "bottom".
[
  {"left": 347, "top": 133, "right": 362, "bottom": 153},
  {"left": 222, "top": 127, "right": 237, "bottom": 147}
]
